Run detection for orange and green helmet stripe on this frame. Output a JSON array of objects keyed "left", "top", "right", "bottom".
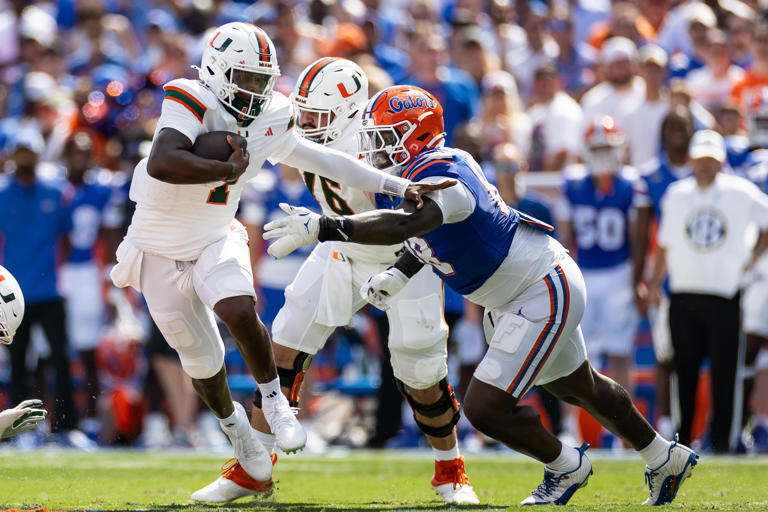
[
  {"left": 287, "top": 115, "right": 296, "bottom": 130},
  {"left": 163, "top": 86, "right": 206, "bottom": 122},
  {"left": 254, "top": 28, "right": 271, "bottom": 63},
  {"left": 296, "top": 57, "right": 338, "bottom": 98}
]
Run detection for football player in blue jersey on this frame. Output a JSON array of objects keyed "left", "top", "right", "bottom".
[
  {"left": 557, "top": 115, "right": 638, "bottom": 399},
  {"left": 633, "top": 106, "right": 694, "bottom": 441},
  {"left": 60, "top": 132, "right": 126, "bottom": 440},
  {"left": 263, "top": 85, "right": 699, "bottom": 506}
]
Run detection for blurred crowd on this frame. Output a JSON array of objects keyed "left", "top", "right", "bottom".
[{"left": 1, "top": 0, "right": 768, "bottom": 454}]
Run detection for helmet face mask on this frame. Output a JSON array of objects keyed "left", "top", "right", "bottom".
[
  {"left": 198, "top": 23, "right": 280, "bottom": 121},
  {"left": 584, "top": 115, "right": 625, "bottom": 177},
  {"left": 359, "top": 120, "right": 414, "bottom": 173},
  {"left": 290, "top": 58, "right": 369, "bottom": 145}
]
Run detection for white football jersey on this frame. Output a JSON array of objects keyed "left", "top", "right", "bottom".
[
  {"left": 127, "top": 79, "right": 299, "bottom": 260},
  {"left": 299, "top": 111, "right": 401, "bottom": 264}
]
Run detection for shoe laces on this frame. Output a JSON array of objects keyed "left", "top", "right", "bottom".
[
  {"left": 532, "top": 471, "right": 560, "bottom": 499},
  {"left": 268, "top": 400, "right": 298, "bottom": 432},
  {"left": 435, "top": 457, "right": 471, "bottom": 490}
]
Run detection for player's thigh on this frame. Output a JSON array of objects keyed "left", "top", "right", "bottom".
[
  {"left": 60, "top": 262, "right": 104, "bottom": 350},
  {"left": 272, "top": 243, "right": 339, "bottom": 355},
  {"left": 385, "top": 266, "right": 449, "bottom": 390},
  {"left": 141, "top": 253, "right": 224, "bottom": 380},
  {"left": 474, "top": 258, "right": 587, "bottom": 399},
  {"left": 743, "top": 279, "right": 768, "bottom": 338},
  {"left": 192, "top": 223, "right": 256, "bottom": 311}
]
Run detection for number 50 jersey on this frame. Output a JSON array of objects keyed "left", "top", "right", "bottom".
[{"left": 127, "top": 78, "right": 298, "bottom": 261}]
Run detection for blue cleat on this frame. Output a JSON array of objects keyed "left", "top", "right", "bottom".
[
  {"left": 642, "top": 434, "right": 698, "bottom": 506},
  {"left": 521, "top": 443, "right": 593, "bottom": 505}
]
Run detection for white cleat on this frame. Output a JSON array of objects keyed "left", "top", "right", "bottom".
[
  {"left": 521, "top": 443, "right": 593, "bottom": 505},
  {"left": 220, "top": 402, "right": 273, "bottom": 481},
  {"left": 642, "top": 434, "right": 698, "bottom": 506},
  {"left": 191, "top": 454, "right": 276, "bottom": 503},
  {"left": 261, "top": 392, "right": 307, "bottom": 454},
  {"left": 430, "top": 456, "right": 480, "bottom": 504}
]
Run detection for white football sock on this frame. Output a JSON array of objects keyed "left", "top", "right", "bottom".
[
  {"left": 546, "top": 443, "right": 581, "bottom": 472},
  {"left": 433, "top": 443, "right": 460, "bottom": 461},
  {"left": 258, "top": 377, "right": 282, "bottom": 402},
  {"left": 254, "top": 429, "right": 276, "bottom": 453},
  {"left": 638, "top": 434, "right": 672, "bottom": 469},
  {"left": 218, "top": 405, "right": 241, "bottom": 430}
]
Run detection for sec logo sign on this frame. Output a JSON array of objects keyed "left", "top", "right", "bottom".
[{"left": 685, "top": 208, "right": 727, "bottom": 251}]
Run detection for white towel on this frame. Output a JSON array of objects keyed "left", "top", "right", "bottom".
[
  {"left": 110, "top": 238, "right": 144, "bottom": 292},
  {"left": 315, "top": 247, "right": 354, "bottom": 327}
]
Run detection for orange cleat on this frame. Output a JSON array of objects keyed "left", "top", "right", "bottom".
[
  {"left": 191, "top": 453, "right": 278, "bottom": 503},
  {"left": 430, "top": 456, "right": 479, "bottom": 504}
]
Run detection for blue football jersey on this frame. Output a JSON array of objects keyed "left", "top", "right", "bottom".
[
  {"left": 68, "top": 179, "right": 113, "bottom": 263},
  {"left": 563, "top": 172, "right": 634, "bottom": 270},
  {"left": 640, "top": 156, "right": 691, "bottom": 220},
  {"left": 377, "top": 147, "right": 541, "bottom": 295},
  {"left": 742, "top": 149, "right": 768, "bottom": 195}
]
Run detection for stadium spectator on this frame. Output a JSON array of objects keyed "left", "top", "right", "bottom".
[
  {"left": 686, "top": 29, "right": 745, "bottom": 112},
  {"left": 587, "top": 2, "right": 655, "bottom": 50},
  {"left": 399, "top": 27, "right": 478, "bottom": 144},
  {"left": 581, "top": 37, "right": 646, "bottom": 156},
  {"left": 477, "top": 70, "right": 531, "bottom": 158},
  {"left": 452, "top": 26, "right": 499, "bottom": 89},
  {"left": 731, "top": 23, "right": 768, "bottom": 108},
  {"left": 649, "top": 130, "right": 768, "bottom": 452},
  {"left": 633, "top": 106, "right": 695, "bottom": 440},
  {"left": 549, "top": 12, "right": 597, "bottom": 99},
  {"left": 0, "top": 128, "right": 79, "bottom": 439},
  {"left": 504, "top": 7, "right": 558, "bottom": 101},
  {"left": 625, "top": 44, "right": 669, "bottom": 167},
  {"left": 669, "top": 79, "right": 716, "bottom": 130},
  {"left": 528, "top": 63, "right": 584, "bottom": 171},
  {"left": 667, "top": 3, "right": 716, "bottom": 79},
  {"left": 726, "top": 9, "right": 756, "bottom": 69}
]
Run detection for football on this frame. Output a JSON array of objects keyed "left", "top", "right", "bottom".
[{"left": 191, "top": 131, "right": 247, "bottom": 161}]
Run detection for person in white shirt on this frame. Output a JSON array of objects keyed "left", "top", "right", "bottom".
[
  {"left": 580, "top": 37, "right": 645, "bottom": 146},
  {"left": 685, "top": 29, "right": 745, "bottom": 112},
  {"left": 649, "top": 130, "right": 768, "bottom": 453},
  {"left": 528, "top": 63, "right": 584, "bottom": 171}
]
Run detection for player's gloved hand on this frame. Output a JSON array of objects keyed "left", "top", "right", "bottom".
[
  {"left": 359, "top": 266, "right": 409, "bottom": 310},
  {"left": 226, "top": 135, "right": 249, "bottom": 182},
  {"left": 0, "top": 399, "right": 47, "bottom": 439},
  {"left": 263, "top": 203, "right": 320, "bottom": 259},
  {"left": 404, "top": 179, "right": 457, "bottom": 209}
]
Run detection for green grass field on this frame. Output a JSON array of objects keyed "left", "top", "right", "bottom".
[{"left": 1, "top": 450, "right": 767, "bottom": 511}]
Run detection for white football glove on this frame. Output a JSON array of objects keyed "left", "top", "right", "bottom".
[
  {"left": 0, "top": 399, "right": 47, "bottom": 439},
  {"left": 359, "top": 266, "right": 410, "bottom": 310},
  {"left": 263, "top": 203, "right": 321, "bottom": 259}
]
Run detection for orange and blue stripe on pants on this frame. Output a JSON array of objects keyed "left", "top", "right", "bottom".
[{"left": 506, "top": 265, "right": 571, "bottom": 398}]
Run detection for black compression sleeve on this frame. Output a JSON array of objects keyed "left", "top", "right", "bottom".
[
  {"left": 393, "top": 250, "right": 425, "bottom": 278},
  {"left": 317, "top": 216, "right": 355, "bottom": 242}
]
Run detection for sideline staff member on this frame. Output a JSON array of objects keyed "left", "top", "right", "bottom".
[{"left": 650, "top": 130, "right": 768, "bottom": 453}]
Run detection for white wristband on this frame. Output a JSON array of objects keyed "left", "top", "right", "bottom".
[{"left": 381, "top": 175, "right": 410, "bottom": 197}]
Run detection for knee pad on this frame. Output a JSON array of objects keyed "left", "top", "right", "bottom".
[
  {"left": 397, "top": 377, "right": 461, "bottom": 438},
  {"left": 253, "top": 352, "right": 313, "bottom": 408}
]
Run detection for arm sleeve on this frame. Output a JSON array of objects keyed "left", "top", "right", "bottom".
[
  {"left": 277, "top": 136, "right": 411, "bottom": 197},
  {"left": 633, "top": 176, "right": 652, "bottom": 208},
  {"left": 154, "top": 96, "right": 205, "bottom": 144},
  {"left": 417, "top": 176, "right": 475, "bottom": 223}
]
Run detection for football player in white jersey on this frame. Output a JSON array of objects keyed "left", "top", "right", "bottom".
[
  {"left": 110, "top": 23, "right": 450, "bottom": 495},
  {"left": 192, "top": 58, "right": 478, "bottom": 504}
]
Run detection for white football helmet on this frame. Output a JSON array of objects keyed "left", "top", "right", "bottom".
[
  {"left": 290, "top": 57, "right": 368, "bottom": 145},
  {"left": 0, "top": 265, "right": 24, "bottom": 345},
  {"left": 197, "top": 22, "right": 280, "bottom": 120},
  {"left": 583, "top": 115, "right": 625, "bottom": 176}
]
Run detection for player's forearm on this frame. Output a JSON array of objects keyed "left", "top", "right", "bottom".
[
  {"left": 632, "top": 207, "right": 652, "bottom": 287},
  {"left": 282, "top": 137, "right": 410, "bottom": 197},
  {"left": 393, "top": 249, "right": 425, "bottom": 278},
  {"left": 147, "top": 149, "right": 233, "bottom": 184},
  {"left": 649, "top": 247, "right": 667, "bottom": 291},
  {"left": 319, "top": 210, "right": 433, "bottom": 245}
]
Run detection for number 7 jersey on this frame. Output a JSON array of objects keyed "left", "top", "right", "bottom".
[{"left": 127, "top": 78, "right": 298, "bottom": 261}]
